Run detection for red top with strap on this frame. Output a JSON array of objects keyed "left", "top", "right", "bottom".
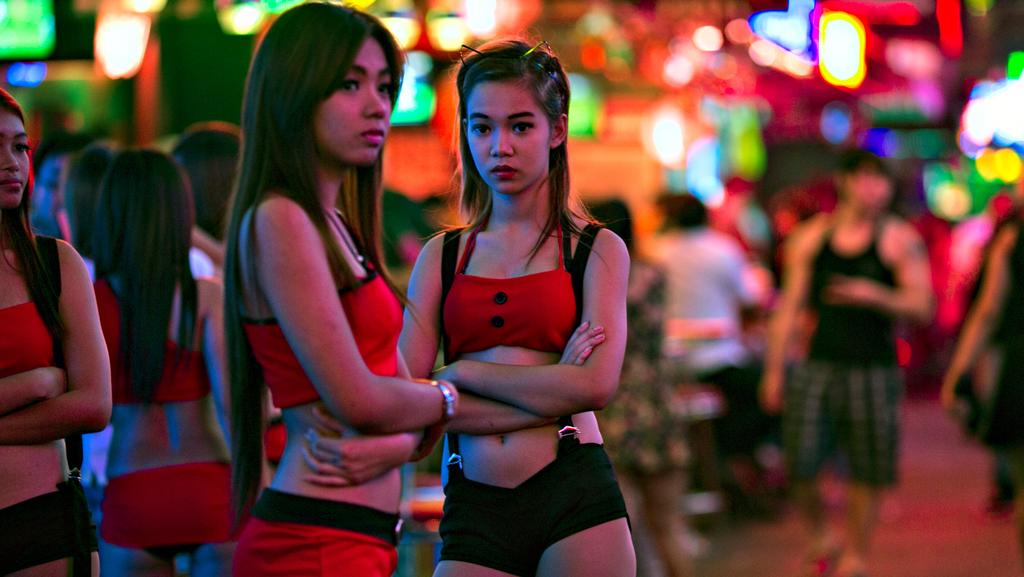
[
  {"left": 0, "top": 302, "right": 54, "bottom": 378},
  {"left": 95, "top": 279, "right": 211, "bottom": 404},
  {"left": 243, "top": 270, "right": 402, "bottom": 409},
  {"left": 443, "top": 224, "right": 577, "bottom": 358}
]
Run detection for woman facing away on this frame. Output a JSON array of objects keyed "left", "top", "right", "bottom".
[
  {"left": 172, "top": 121, "right": 241, "bottom": 275},
  {"left": 591, "top": 198, "right": 694, "bottom": 577},
  {"left": 398, "top": 39, "right": 635, "bottom": 577},
  {"left": 224, "top": 4, "right": 457, "bottom": 576},
  {"left": 62, "top": 142, "right": 116, "bottom": 495},
  {"left": 942, "top": 194, "right": 1024, "bottom": 563},
  {"left": 91, "top": 149, "right": 235, "bottom": 576},
  {"left": 0, "top": 87, "right": 111, "bottom": 576}
]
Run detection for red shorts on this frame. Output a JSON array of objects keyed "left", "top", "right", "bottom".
[
  {"left": 100, "top": 462, "right": 237, "bottom": 549},
  {"left": 233, "top": 518, "right": 398, "bottom": 577}
]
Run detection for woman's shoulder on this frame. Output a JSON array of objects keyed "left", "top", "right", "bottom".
[
  {"left": 248, "top": 194, "right": 322, "bottom": 245},
  {"left": 52, "top": 238, "right": 92, "bottom": 292},
  {"left": 572, "top": 219, "right": 625, "bottom": 249},
  {"left": 254, "top": 193, "right": 310, "bottom": 223},
  {"left": 418, "top": 228, "right": 467, "bottom": 263}
]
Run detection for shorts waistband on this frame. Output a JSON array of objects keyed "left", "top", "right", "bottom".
[{"left": 252, "top": 489, "right": 401, "bottom": 546}]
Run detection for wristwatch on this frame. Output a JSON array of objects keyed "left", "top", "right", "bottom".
[{"left": 433, "top": 380, "right": 457, "bottom": 422}]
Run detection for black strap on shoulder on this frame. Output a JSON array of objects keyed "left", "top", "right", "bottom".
[
  {"left": 569, "top": 224, "right": 602, "bottom": 326},
  {"left": 37, "top": 237, "right": 83, "bottom": 474},
  {"left": 439, "top": 230, "right": 461, "bottom": 365},
  {"left": 38, "top": 236, "right": 63, "bottom": 297},
  {"left": 439, "top": 230, "right": 463, "bottom": 461}
]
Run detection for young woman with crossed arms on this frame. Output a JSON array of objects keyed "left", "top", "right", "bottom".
[
  {"left": 224, "top": 4, "right": 456, "bottom": 576},
  {"left": 399, "top": 40, "right": 635, "bottom": 577}
]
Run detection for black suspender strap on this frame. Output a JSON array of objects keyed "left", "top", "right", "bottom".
[
  {"left": 37, "top": 236, "right": 93, "bottom": 576},
  {"left": 569, "top": 224, "right": 601, "bottom": 327},
  {"left": 37, "top": 236, "right": 63, "bottom": 360},
  {"left": 439, "top": 230, "right": 463, "bottom": 462},
  {"left": 439, "top": 230, "right": 461, "bottom": 366},
  {"left": 443, "top": 225, "right": 602, "bottom": 469},
  {"left": 37, "top": 237, "right": 81, "bottom": 471}
]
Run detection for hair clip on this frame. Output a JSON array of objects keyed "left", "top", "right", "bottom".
[
  {"left": 459, "top": 44, "right": 483, "bottom": 66},
  {"left": 522, "top": 40, "right": 551, "bottom": 59}
]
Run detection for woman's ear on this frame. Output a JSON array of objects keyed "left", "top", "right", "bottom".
[{"left": 549, "top": 113, "right": 568, "bottom": 149}]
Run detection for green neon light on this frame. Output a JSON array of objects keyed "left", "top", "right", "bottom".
[{"left": 0, "top": 0, "right": 56, "bottom": 60}]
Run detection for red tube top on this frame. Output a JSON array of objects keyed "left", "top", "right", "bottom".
[
  {"left": 443, "top": 225, "right": 576, "bottom": 358},
  {"left": 0, "top": 301, "right": 53, "bottom": 378},
  {"left": 243, "top": 270, "right": 402, "bottom": 409},
  {"left": 95, "top": 280, "right": 211, "bottom": 404}
]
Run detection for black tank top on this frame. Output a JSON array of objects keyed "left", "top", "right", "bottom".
[{"left": 808, "top": 223, "right": 897, "bottom": 364}]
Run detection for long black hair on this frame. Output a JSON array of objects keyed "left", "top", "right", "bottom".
[
  {"left": 172, "top": 122, "right": 240, "bottom": 241},
  {"left": 65, "top": 143, "right": 115, "bottom": 259},
  {"left": 93, "top": 149, "right": 197, "bottom": 403},
  {"left": 223, "top": 2, "right": 404, "bottom": 520}
]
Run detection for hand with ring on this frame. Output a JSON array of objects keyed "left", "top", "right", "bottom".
[{"left": 301, "top": 405, "right": 420, "bottom": 487}]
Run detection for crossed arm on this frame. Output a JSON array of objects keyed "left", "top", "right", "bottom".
[
  {"left": 0, "top": 240, "right": 111, "bottom": 444},
  {"left": 400, "top": 230, "right": 629, "bottom": 427}
]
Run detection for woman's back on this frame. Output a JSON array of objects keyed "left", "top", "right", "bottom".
[{"left": 101, "top": 276, "right": 228, "bottom": 478}]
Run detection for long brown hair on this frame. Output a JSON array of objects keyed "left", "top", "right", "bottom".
[
  {"left": 455, "top": 39, "right": 591, "bottom": 255},
  {"left": 223, "top": 2, "right": 403, "bottom": 520},
  {"left": 0, "top": 88, "right": 63, "bottom": 344},
  {"left": 93, "top": 149, "right": 198, "bottom": 404}
]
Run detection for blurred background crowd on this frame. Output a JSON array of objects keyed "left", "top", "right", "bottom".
[{"left": 5, "top": 0, "right": 1024, "bottom": 575}]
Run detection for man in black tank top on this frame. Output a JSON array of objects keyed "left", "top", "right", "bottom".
[{"left": 760, "top": 150, "right": 933, "bottom": 577}]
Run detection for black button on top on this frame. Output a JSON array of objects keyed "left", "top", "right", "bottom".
[
  {"left": 491, "top": 316, "right": 505, "bottom": 328},
  {"left": 494, "top": 291, "right": 508, "bottom": 305}
]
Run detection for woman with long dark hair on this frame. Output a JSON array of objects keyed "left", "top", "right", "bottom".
[
  {"left": 173, "top": 121, "right": 241, "bottom": 273},
  {"left": 0, "top": 87, "right": 111, "bottom": 576},
  {"left": 399, "top": 39, "right": 635, "bottom": 576},
  {"left": 224, "top": 4, "right": 457, "bottom": 576},
  {"left": 943, "top": 196, "right": 1024, "bottom": 564},
  {"left": 92, "top": 149, "right": 235, "bottom": 576}
]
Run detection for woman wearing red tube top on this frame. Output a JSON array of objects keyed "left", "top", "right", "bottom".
[
  {"left": 89, "top": 149, "right": 234, "bottom": 576},
  {"left": 222, "top": 5, "right": 457, "bottom": 577},
  {"left": 399, "top": 40, "right": 635, "bottom": 577},
  {"left": 0, "top": 87, "right": 111, "bottom": 576}
]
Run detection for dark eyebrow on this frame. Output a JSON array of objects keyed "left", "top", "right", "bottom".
[
  {"left": 348, "top": 64, "right": 392, "bottom": 79},
  {"left": 467, "top": 112, "right": 536, "bottom": 120}
]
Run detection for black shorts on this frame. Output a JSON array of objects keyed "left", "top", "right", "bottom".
[
  {"left": 0, "top": 481, "right": 98, "bottom": 575},
  {"left": 439, "top": 441, "right": 629, "bottom": 576}
]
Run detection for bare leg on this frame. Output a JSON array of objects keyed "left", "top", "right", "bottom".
[
  {"left": 536, "top": 518, "right": 635, "bottom": 577},
  {"left": 836, "top": 482, "right": 881, "bottom": 575},
  {"left": 634, "top": 469, "right": 694, "bottom": 577},
  {"left": 433, "top": 560, "right": 520, "bottom": 577},
  {"left": 793, "top": 478, "right": 835, "bottom": 549},
  {"left": 8, "top": 553, "right": 100, "bottom": 577},
  {"left": 99, "top": 539, "right": 174, "bottom": 577},
  {"left": 189, "top": 542, "right": 236, "bottom": 577}
]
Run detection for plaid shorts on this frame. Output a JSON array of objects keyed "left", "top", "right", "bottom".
[{"left": 783, "top": 361, "right": 903, "bottom": 486}]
